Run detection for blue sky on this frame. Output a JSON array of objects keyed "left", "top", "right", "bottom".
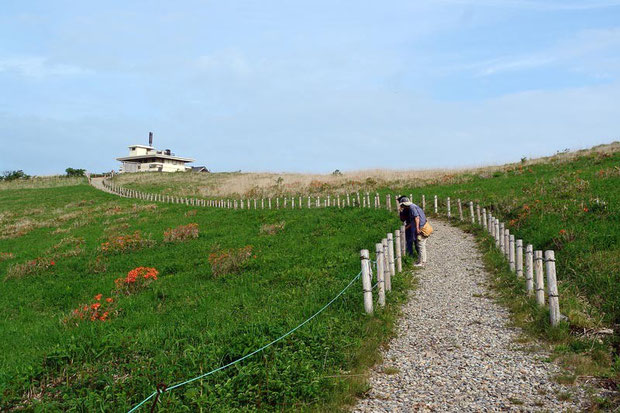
[{"left": 1, "top": 0, "right": 619, "bottom": 174}]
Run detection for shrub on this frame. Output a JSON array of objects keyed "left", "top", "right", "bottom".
[
  {"left": 65, "top": 168, "right": 86, "bottom": 177},
  {"left": 99, "top": 231, "right": 154, "bottom": 254},
  {"left": 208, "top": 246, "right": 253, "bottom": 277},
  {"left": 5, "top": 257, "right": 55, "bottom": 279},
  {"left": 64, "top": 294, "right": 116, "bottom": 325},
  {"left": 1, "top": 170, "right": 30, "bottom": 181},
  {"left": 163, "top": 223, "right": 199, "bottom": 242},
  {"left": 260, "top": 221, "right": 285, "bottom": 235},
  {"left": 114, "top": 267, "right": 159, "bottom": 295}
]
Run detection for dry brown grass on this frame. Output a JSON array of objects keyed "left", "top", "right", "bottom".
[
  {"left": 0, "top": 176, "right": 86, "bottom": 190},
  {"left": 111, "top": 141, "right": 619, "bottom": 198}
]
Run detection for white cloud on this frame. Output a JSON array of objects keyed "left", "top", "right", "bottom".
[
  {"left": 464, "top": 27, "right": 620, "bottom": 77},
  {"left": 195, "top": 51, "right": 252, "bottom": 77},
  {"left": 0, "top": 57, "right": 92, "bottom": 78}
]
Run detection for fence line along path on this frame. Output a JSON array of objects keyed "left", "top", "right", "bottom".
[{"left": 353, "top": 220, "right": 589, "bottom": 412}]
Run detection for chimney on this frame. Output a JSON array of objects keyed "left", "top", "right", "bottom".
[{"left": 148, "top": 131, "right": 153, "bottom": 147}]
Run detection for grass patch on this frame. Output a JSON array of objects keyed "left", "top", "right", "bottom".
[{"left": 0, "top": 181, "right": 416, "bottom": 411}]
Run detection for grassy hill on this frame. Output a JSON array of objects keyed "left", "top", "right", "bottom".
[
  {"left": 110, "top": 142, "right": 620, "bottom": 397},
  {"left": 0, "top": 179, "right": 408, "bottom": 411},
  {"left": 1, "top": 142, "right": 618, "bottom": 410}
]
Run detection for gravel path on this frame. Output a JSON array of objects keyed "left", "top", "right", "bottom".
[
  {"left": 90, "top": 177, "right": 127, "bottom": 197},
  {"left": 354, "top": 219, "right": 588, "bottom": 412}
]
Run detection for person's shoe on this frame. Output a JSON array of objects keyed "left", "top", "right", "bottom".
[{"left": 414, "top": 262, "right": 424, "bottom": 267}]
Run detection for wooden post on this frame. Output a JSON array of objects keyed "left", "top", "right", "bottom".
[
  {"left": 447, "top": 197, "right": 451, "bottom": 218},
  {"left": 482, "top": 208, "right": 487, "bottom": 230},
  {"left": 308, "top": 196, "right": 311, "bottom": 208},
  {"left": 434, "top": 195, "right": 438, "bottom": 213},
  {"left": 422, "top": 194, "right": 426, "bottom": 209},
  {"left": 534, "top": 250, "right": 545, "bottom": 306},
  {"left": 268, "top": 198, "right": 272, "bottom": 209},
  {"left": 394, "top": 230, "right": 402, "bottom": 273},
  {"left": 545, "top": 250, "right": 560, "bottom": 326},
  {"left": 376, "top": 244, "right": 386, "bottom": 307},
  {"left": 327, "top": 195, "right": 331, "bottom": 207},
  {"left": 276, "top": 198, "right": 280, "bottom": 209},
  {"left": 284, "top": 197, "right": 287, "bottom": 208},
  {"left": 458, "top": 198, "right": 463, "bottom": 221},
  {"left": 504, "top": 229, "right": 510, "bottom": 258},
  {"left": 387, "top": 194, "right": 391, "bottom": 210},
  {"left": 366, "top": 192, "right": 370, "bottom": 208},
  {"left": 400, "top": 225, "right": 406, "bottom": 257},
  {"left": 525, "top": 244, "right": 534, "bottom": 295},
  {"left": 509, "top": 235, "right": 516, "bottom": 272},
  {"left": 299, "top": 196, "right": 302, "bottom": 209},
  {"left": 361, "top": 250, "right": 373, "bottom": 314},
  {"left": 316, "top": 196, "right": 320, "bottom": 208},
  {"left": 499, "top": 222, "right": 505, "bottom": 250},
  {"left": 387, "top": 233, "right": 395, "bottom": 278},
  {"left": 382, "top": 238, "right": 391, "bottom": 292},
  {"left": 356, "top": 192, "right": 361, "bottom": 207},
  {"left": 516, "top": 240, "right": 523, "bottom": 277},
  {"left": 476, "top": 204, "right": 481, "bottom": 225},
  {"left": 469, "top": 201, "right": 475, "bottom": 223},
  {"left": 346, "top": 193, "right": 350, "bottom": 207}
]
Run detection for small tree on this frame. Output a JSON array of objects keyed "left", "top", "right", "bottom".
[
  {"left": 65, "top": 168, "right": 86, "bottom": 177},
  {"left": 1, "top": 170, "right": 30, "bottom": 181}
]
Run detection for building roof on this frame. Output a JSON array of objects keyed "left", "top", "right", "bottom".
[
  {"left": 128, "top": 144, "right": 155, "bottom": 149},
  {"left": 191, "top": 166, "right": 210, "bottom": 172},
  {"left": 117, "top": 154, "right": 195, "bottom": 163}
]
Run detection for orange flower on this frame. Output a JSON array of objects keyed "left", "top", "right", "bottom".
[
  {"left": 106, "top": 297, "right": 113, "bottom": 303},
  {"left": 50, "top": 261, "right": 55, "bottom": 266},
  {"left": 559, "top": 229, "right": 566, "bottom": 235},
  {"left": 583, "top": 207, "right": 588, "bottom": 212},
  {"left": 94, "top": 293, "right": 103, "bottom": 301},
  {"left": 91, "top": 302, "right": 101, "bottom": 310}
]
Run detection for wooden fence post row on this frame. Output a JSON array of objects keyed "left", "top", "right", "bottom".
[
  {"left": 100, "top": 184, "right": 422, "bottom": 211},
  {"left": 360, "top": 225, "right": 409, "bottom": 313}
]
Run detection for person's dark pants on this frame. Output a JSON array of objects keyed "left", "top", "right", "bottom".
[{"left": 405, "top": 227, "right": 421, "bottom": 258}]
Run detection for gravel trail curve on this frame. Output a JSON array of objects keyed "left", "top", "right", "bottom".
[{"left": 353, "top": 219, "right": 586, "bottom": 412}]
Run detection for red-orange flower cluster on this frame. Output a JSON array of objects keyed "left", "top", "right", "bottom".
[
  {"left": 115, "top": 267, "right": 159, "bottom": 294},
  {"left": 66, "top": 293, "right": 115, "bottom": 324}
]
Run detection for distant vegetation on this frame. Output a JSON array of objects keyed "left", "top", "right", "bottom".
[
  {"left": 65, "top": 167, "right": 86, "bottom": 177},
  {"left": 1, "top": 170, "right": 30, "bottom": 181}
]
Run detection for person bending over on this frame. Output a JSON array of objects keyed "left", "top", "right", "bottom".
[{"left": 398, "top": 196, "right": 428, "bottom": 267}]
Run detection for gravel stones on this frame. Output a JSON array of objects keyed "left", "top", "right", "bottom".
[{"left": 353, "top": 220, "right": 588, "bottom": 412}]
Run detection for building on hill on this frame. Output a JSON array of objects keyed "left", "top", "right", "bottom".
[{"left": 116, "top": 132, "right": 200, "bottom": 173}]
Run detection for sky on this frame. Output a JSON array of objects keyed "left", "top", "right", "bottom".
[{"left": 1, "top": 0, "right": 619, "bottom": 175}]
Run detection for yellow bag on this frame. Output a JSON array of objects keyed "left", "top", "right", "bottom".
[{"left": 420, "top": 221, "right": 433, "bottom": 237}]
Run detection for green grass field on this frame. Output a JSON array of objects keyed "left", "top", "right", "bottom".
[
  {"left": 0, "top": 180, "right": 408, "bottom": 411},
  {"left": 108, "top": 146, "right": 620, "bottom": 395},
  {"left": 2, "top": 145, "right": 618, "bottom": 410}
]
